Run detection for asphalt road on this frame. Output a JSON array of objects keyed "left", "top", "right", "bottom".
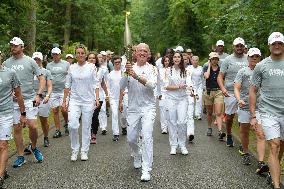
[{"left": 5, "top": 113, "right": 270, "bottom": 189}]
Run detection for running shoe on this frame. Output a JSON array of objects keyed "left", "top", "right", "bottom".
[
  {"left": 71, "top": 151, "right": 78, "bottom": 161},
  {"left": 218, "top": 132, "right": 226, "bottom": 141},
  {"left": 32, "top": 147, "right": 43, "bottom": 162},
  {"left": 188, "top": 135, "right": 194, "bottom": 143},
  {"left": 53, "top": 130, "right": 62, "bottom": 138},
  {"left": 64, "top": 124, "right": 69, "bottom": 136},
  {"left": 101, "top": 129, "right": 107, "bottom": 135},
  {"left": 180, "top": 147, "right": 189, "bottom": 155},
  {"left": 112, "top": 135, "right": 119, "bottom": 142},
  {"left": 256, "top": 161, "right": 269, "bottom": 174},
  {"left": 161, "top": 128, "right": 168, "bottom": 134},
  {"left": 241, "top": 153, "right": 251, "bottom": 165},
  {"left": 0, "top": 176, "right": 4, "bottom": 189},
  {"left": 24, "top": 143, "right": 32, "bottom": 155},
  {"left": 13, "top": 156, "right": 26, "bottom": 168},
  {"left": 238, "top": 145, "right": 245, "bottom": 156},
  {"left": 81, "top": 151, "right": 88, "bottom": 161},
  {"left": 90, "top": 134, "right": 97, "bottom": 144},
  {"left": 206, "top": 128, "right": 213, "bottom": 136},
  {"left": 122, "top": 128, "right": 127, "bottom": 135},
  {"left": 226, "top": 135, "right": 234, "bottom": 147},
  {"left": 141, "top": 171, "right": 151, "bottom": 182},
  {"left": 43, "top": 137, "right": 49, "bottom": 147},
  {"left": 170, "top": 147, "right": 176, "bottom": 155},
  {"left": 133, "top": 154, "right": 142, "bottom": 169}
]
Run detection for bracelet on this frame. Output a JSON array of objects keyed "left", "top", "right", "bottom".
[{"left": 21, "top": 111, "right": 26, "bottom": 116}]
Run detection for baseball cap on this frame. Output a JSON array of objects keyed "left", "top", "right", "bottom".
[
  {"left": 209, "top": 52, "right": 220, "bottom": 60},
  {"left": 216, "top": 40, "right": 224, "bottom": 46},
  {"left": 51, "top": 47, "right": 61, "bottom": 54},
  {"left": 185, "top": 48, "right": 192, "bottom": 53},
  {"left": 100, "top": 51, "right": 107, "bottom": 56},
  {"left": 233, "top": 37, "right": 245, "bottom": 46},
  {"left": 268, "top": 32, "right": 284, "bottom": 45},
  {"left": 10, "top": 37, "right": 24, "bottom": 46},
  {"left": 106, "top": 50, "right": 114, "bottom": 55},
  {"left": 66, "top": 54, "right": 74, "bottom": 59},
  {"left": 32, "top": 52, "right": 43, "bottom": 60},
  {"left": 247, "top": 48, "right": 261, "bottom": 57},
  {"left": 174, "top": 46, "right": 184, "bottom": 52}
]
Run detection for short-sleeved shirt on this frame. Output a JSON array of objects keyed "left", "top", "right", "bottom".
[
  {"left": 0, "top": 67, "right": 21, "bottom": 116},
  {"left": 234, "top": 66, "right": 258, "bottom": 111},
  {"left": 203, "top": 64, "right": 220, "bottom": 89},
  {"left": 251, "top": 57, "right": 284, "bottom": 117},
  {"left": 3, "top": 55, "right": 42, "bottom": 100},
  {"left": 46, "top": 60, "right": 70, "bottom": 94},
  {"left": 220, "top": 54, "right": 248, "bottom": 93},
  {"left": 33, "top": 67, "right": 53, "bottom": 96}
]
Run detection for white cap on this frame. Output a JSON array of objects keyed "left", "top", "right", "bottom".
[
  {"left": 174, "top": 46, "right": 184, "bottom": 52},
  {"left": 10, "top": 37, "right": 24, "bottom": 46},
  {"left": 247, "top": 48, "right": 261, "bottom": 57},
  {"left": 268, "top": 32, "right": 284, "bottom": 45},
  {"left": 106, "top": 50, "right": 114, "bottom": 55},
  {"left": 51, "top": 47, "right": 61, "bottom": 54},
  {"left": 66, "top": 54, "right": 74, "bottom": 59},
  {"left": 185, "top": 48, "right": 192, "bottom": 53},
  {"left": 100, "top": 51, "right": 107, "bottom": 56},
  {"left": 209, "top": 52, "right": 220, "bottom": 60},
  {"left": 32, "top": 52, "right": 43, "bottom": 60},
  {"left": 216, "top": 40, "right": 224, "bottom": 46},
  {"left": 233, "top": 37, "right": 245, "bottom": 46}
]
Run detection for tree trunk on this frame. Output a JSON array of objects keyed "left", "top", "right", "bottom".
[
  {"left": 26, "top": 0, "right": 36, "bottom": 56},
  {"left": 64, "top": 0, "right": 72, "bottom": 46}
]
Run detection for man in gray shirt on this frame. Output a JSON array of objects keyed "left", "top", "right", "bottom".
[
  {"left": 217, "top": 37, "right": 248, "bottom": 147},
  {"left": 46, "top": 47, "right": 70, "bottom": 138},
  {"left": 3, "top": 37, "right": 45, "bottom": 168},
  {"left": 249, "top": 32, "right": 284, "bottom": 189},
  {"left": 0, "top": 60, "right": 26, "bottom": 187}
]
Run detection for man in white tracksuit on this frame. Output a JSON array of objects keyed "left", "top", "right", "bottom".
[
  {"left": 120, "top": 43, "right": 157, "bottom": 182},
  {"left": 107, "top": 56, "right": 126, "bottom": 141},
  {"left": 62, "top": 45, "right": 99, "bottom": 161}
]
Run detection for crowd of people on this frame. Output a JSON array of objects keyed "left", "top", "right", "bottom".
[{"left": 0, "top": 31, "right": 283, "bottom": 188}]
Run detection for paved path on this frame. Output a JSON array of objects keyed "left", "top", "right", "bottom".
[{"left": 5, "top": 114, "right": 270, "bottom": 189}]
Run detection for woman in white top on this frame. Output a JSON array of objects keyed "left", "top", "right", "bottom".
[
  {"left": 62, "top": 45, "right": 99, "bottom": 161},
  {"left": 165, "top": 52, "right": 191, "bottom": 155},
  {"left": 157, "top": 55, "right": 170, "bottom": 134}
]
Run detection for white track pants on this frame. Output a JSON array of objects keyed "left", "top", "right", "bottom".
[
  {"left": 110, "top": 99, "right": 119, "bottom": 135},
  {"left": 68, "top": 101, "right": 94, "bottom": 153},
  {"left": 159, "top": 98, "right": 168, "bottom": 131},
  {"left": 187, "top": 96, "right": 195, "bottom": 136},
  {"left": 167, "top": 98, "right": 188, "bottom": 148},
  {"left": 194, "top": 85, "right": 203, "bottom": 118},
  {"left": 120, "top": 94, "right": 128, "bottom": 128},
  {"left": 99, "top": 100, "right": 107, "bottom": 130},
  {"left": 127, "top": 108, "right": 156, "bottom": 172}
]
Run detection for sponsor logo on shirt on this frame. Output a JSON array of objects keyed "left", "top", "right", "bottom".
[
  {"left": 269, "top": 69, "right": 284, "bottom": 77},
  {"left": 11, "top": 65, "right": 24, "bottom": 71},
  {"left": 235, "top": 62, "right": 247, "bottom": 67},
  {"left": 52, "top": 67, "right": 63, "bottom": 71}
]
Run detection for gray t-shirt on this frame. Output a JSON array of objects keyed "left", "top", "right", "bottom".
[
  {"left": 33, "top": 67, "right": 53, "bottom": 96},
  {"left": 234, "top": 66, "right": 259, "bottom": 111},
  {"left": 251, "top": 57, "right": 284, "bottom": 118},
  {"left": 0, "top": 67, "right": 21, "bottom": 116},
  {"left": 3, "top": 55, "right": 42, "bottom": 100},
  {"left": 46, "top": 60, "right": 69, "bottom": 93},
  {"left": 220, "top": 54, "right": 248, "bottom": 93}
]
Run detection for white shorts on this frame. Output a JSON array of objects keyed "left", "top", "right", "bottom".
[
  {"left": 237, "top": 109, "right": 261, "bottom": 124},
  {"left": 0, "top": 114, "right": 13, "bottom": 140},
  {"left": 260, "top": 113, "right": 284, "bottom": 141},
  {"left": 50, "top": 92, "right": 64, "bottom": 108},
  {"left": 224, "top": 95, "right": 238, "bottom": 115},
  {"left": 38, "top": 101, "right": 51, "bottom": 118},
  {"left": 13, "top": 100, "right": 38, "bottom": 124}
]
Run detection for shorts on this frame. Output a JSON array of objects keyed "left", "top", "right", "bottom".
[
  {"left": 0, "top": 114, "right": 13, "bottom": 140},
  {"left": 224, "top": 94, "right": 238, "bottom": 115},
  {"left": 237, "top": 109, "right": 261, "bottom": 124},
  {"left": 50, "top": 92, "right": 64, "bottom": 108},
  {"left": 204, "top": 90, "right": 224, "bottom": 106},
  {"left": 38, "top": 101, "right": 51, "bottom": 117},
  {"left": 260, "top": 113, "right": 284, "bottom": 141},
  {"left": 13, "top": 100, "right": 38, "bottom": 124}
]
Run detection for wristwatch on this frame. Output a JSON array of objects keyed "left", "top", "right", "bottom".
[
  {"left": 37, "top": 93, "right": 43, "bottom": 98},
  {"left": 21, "top": 111, "right": 26, "bottom": 116}
]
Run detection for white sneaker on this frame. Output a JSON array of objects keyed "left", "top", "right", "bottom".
[
  {"left": 133, "top": 154, "right": 142, "bottom": 169},
  {"left": 81, "top": 151, "right": 88, "bottom": 161},
  {"left": 170, "top": 147, "right": 176, "bottom": 155},
  {"left": 141, "top": 171, "right": 151, "bottom": 182},
  {"left": 161, "top": 128, "right": 168, "bottom": 134},
  {"left": 180, "top": 147, "right": 188, "bottom": 155},
  {"left": 71, "top": 151, "right": 78, "bottom": 161}
]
